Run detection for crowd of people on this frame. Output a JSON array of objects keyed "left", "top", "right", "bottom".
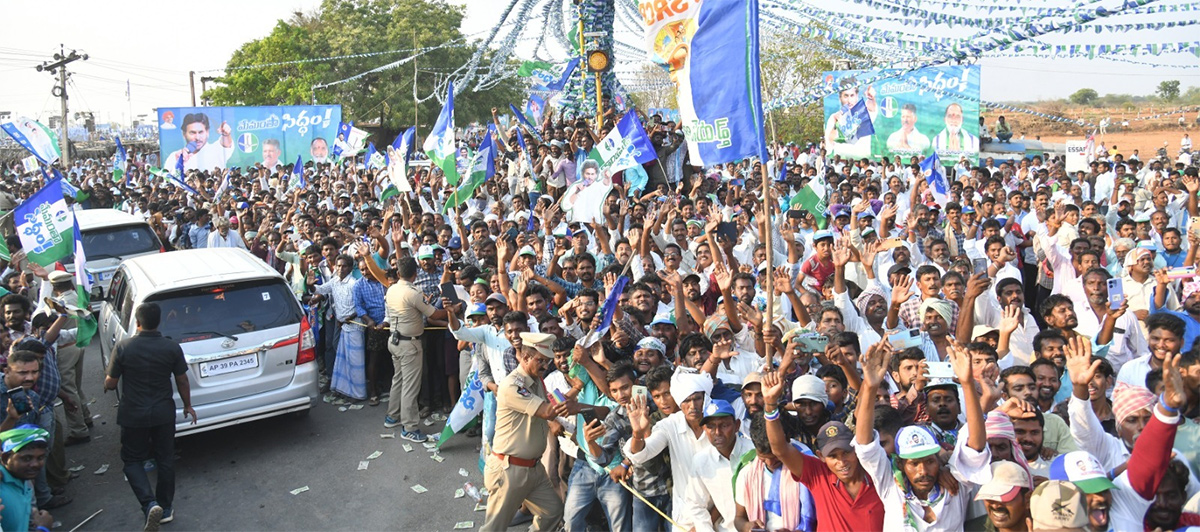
[{"left": 3, "top": 100, "right": 1200, "bottom": 532}]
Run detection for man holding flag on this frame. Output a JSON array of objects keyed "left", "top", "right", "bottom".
[{"left": 425, "top": 82, "right": 458, "bottom": 186}]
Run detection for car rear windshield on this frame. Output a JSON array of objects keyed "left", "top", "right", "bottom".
[
  {"left": 146, "top": 279, "right": 301, "bottom": 343},
  {"left": 75, "top": 225, "right": 160, "bottom": 261}
]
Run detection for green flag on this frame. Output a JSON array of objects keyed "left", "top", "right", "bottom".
[
  {"left": 790, "top": 182, "right": 828, "bottom": 230},
  {"left": 517, "top": 60, "right": 555, "bottom": 78},
  {"left": 71, "top": 217, "right": 97, "bottom": 347},
  {"left": 380, "top": 184, "right": 400, "bottom": 203},
  {"left": 442, "top": 146, "right": 494, "bottom": 214}
]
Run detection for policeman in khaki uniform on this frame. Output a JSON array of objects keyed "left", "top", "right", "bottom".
[{"left": 481, "top": 332, "right": 576, "bottom": 532}]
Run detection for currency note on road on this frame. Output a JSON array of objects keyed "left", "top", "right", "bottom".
[
  {"left": 94, "top": 464, "right": 109, "bottom": 475},
  {"left": 358, "top": 461, "right": 369, "bottom": 471},
  {"left": 349, "top": 404, "right": 365, "bottom": 410},
  {"left": 454, "top": 488, "right": 465, "bottom": 499},
  {"left": 402, "top": 444, "right": 413, "bottom": 452},
  {"left": 290, "top": 486, "right": 310, "bottom": 495},
  {"left": 431, "top": 454, "right": 444, "bottom": 463},
  {"left": 367, "top": 451, "right": 383, "bottom": 460},
  {"left": 458, "top": 468, "right": 469, "bottom": 477},
  {"left": 473, "top": 503, "right": 486, "bottom": 512},
  {"left": 381, "top": 432, "right": 396, "bottom": 439},
  {"left": 422, "top": 442, "right": 437, "bottom": 449},
  {"left": 454, "top": 521, "right": 474, "bottom": 529},
  {"left": 411, "top": 485, "right": 428, "bottom": 494}
]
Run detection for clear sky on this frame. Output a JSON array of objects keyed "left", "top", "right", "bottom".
[{"left": 1, "top": 0, "right": 1196, "bottom": 125}]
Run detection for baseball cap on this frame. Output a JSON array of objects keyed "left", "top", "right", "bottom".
[
  {"left": 518, "top": 245, "right": 536, "bottom": 257},
  {"left": 417, "top": 245, "right": 435, "bottom": 260},
  {"left": 467, "top": 303, "right": 488, "bottom": 317},
  {"left": 895, "top": 425, "right": 941, "bottom": 460},
  {"left": 857, "top": 211, "right": 875, "bottom": 219},
  {"left": 887, "top": 264, "right": 913, "bottom": 277},
  {"left": 519, "top": 332, "right": 556, "bottom": 358},
  {"left": 975, "top": 461, "right": 1031, "bottom": 503},
  {"left": 813, "top": 230, "right": 834, "bottom": 243},
  {"left": 742, "top": 372, "right": 763, "bottom": 388},
  {"left": 448, "top": 236, "right": 462, "bottom": 250},
  {"left": 702, "top": 399, "right": 735, "bottom": 424},
  {"left": 1048, "top": 451, "right": 1116, "bottom": 494},
  {"left": 485, "top": 293, "right": 508, "bottom": 306},
  {"left": 971, "top": 324, "right": 999, "bottom": 339},
  {"left": 650, "top": 312, "right": 676, "bottom": 327},
  {"left": 1029, "top": 480, "right": 1087, "bottom": 531},
  {"left": 816, "top": 421, "right": 854, "bottom": 457},
  {"left": 962, "top": 205, "right": 976, "bottom": 214},
  {"left": 791, "top": 375, "right": 829, "bottom": 405}
]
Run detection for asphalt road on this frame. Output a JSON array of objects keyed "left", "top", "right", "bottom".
[{"left": 50, "top": 343, "right": 492, "bottom": 531}]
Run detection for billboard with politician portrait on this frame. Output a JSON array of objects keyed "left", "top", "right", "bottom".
[
  {"left": 157, "top": 105, "right": 342, "bottom": 172},
  {"left": 822, "top": 66, "right": 980, "bottom": 166}
]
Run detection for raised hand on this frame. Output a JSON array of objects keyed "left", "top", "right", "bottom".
[
  {"left": 628, "top": 393, "right": 651, "bottom": 437},
  {"left": 860, "top": 340, "right": 893, "bottom": 390},
  {"left": 832, "top": 239, "right": 852, "bottom": 267},
  {"left": 999, "top": 304, "right": 1020, "bottom": 336},
  {"left": 947, "top": 343, "right": 973, "bottom": 385},
  {"left": 1064, "top": 335, "right": 1100, "bottom": 388},
  {"left": 1105, "top": 299, "right": 1129, "bottom": 321},
  {"left": 712, "top": 336, "right": 735, "bottom": 361},
  {"left": 965, "top": 272, "right": 990, "bottom": 300},
  {"left": 891, "top": 275, "right": 914, "bottom": 306},
  {"left": 772, "top": 266, "right": 794, "bottom": 295},
  {"left": 1161, "top": 353, "right": 1188, "bottom": 412},
  {"left": 713, "top": 263, "right": 733, "bottom": 292},
  {"left": 761, "top": 370, "right": 786, "bottom": 408}
]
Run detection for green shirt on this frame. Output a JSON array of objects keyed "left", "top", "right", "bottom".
[{"left": 0, "top": 466, "right": 33, "bottom": 532}]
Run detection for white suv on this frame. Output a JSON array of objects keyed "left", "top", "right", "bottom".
[
  {"left": 67, "top": 209, "right": 162, "bottom": 308},
  {"left": 98, "top": 248, "right": 318, "bottom": 436}
]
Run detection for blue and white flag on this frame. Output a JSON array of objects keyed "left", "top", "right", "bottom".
[
  {"left": 580, "top": 275, "right": 630, "bottom": 348},
  {"left": 545, "top": 57, "right": 580, "bottom": 92},
  {"left": 13, "top": 178, "right": 73, "bottom": 266},
  {"left": 289, "top": 155, "right": 307, "bottom": 190},
  {"left": 174, "top": 146, "right": 185, "bottom": 178},
  {"left": 509, "top": 103, "right": 544, "bottom": 142},
  {"left": 485, "top": 123, "right": 504, "bottom": 160},
  {"left": 0, "top": 117, "right": 61, "bottom": 165},
  {"left": 639, "top": 0, "right": 767, "bottom": 166},
  {"left": 169, "top": 172, "right": 201, "bottom": 197},
  {"left": 386, "top": 127, "right": 415, "bottom": 192},
  {"left": 436, "top": 357, "right": 485, "bottom": 448},
  {"left": 113, "top": 136, "right": 129, "bottom": 185},
  {"left": 586, "top": 112, "right": 657, "bottom": 173},
  {"left": 920, "top": 153, "right": 949, "bottom": 207},
  {"left": 424, "top": 81, "right": 458, "bottom": 185},
  {"left": 838, "top": 98, "right": 876, "bottom": 143},
  {"left": 365, "top": 142, "right": 385, "bottom": 170}
]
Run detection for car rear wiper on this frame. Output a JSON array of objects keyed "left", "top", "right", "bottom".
[{"left": 181, "top": 330, "right": 239, "bottom": 342}]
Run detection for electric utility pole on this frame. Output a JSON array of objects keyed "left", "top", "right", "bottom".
[{"left": 36, "top": 45, "right": 87, "bottom": 169}]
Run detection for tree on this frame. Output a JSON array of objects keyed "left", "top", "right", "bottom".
[
  {"left": 1069, "top": 88, "right": 1098, "bottom": 106},
  {"left": 1157, "top": 80, "right": 1181, "bottom": 102},
  {"left": 204, "top": 0, "right": 523, "bottom": 133}
]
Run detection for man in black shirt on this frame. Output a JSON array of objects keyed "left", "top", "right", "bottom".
[{"left": 105, "top": 303, "right": 196, "bottom": 531}]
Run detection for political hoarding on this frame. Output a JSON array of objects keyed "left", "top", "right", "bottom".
[
  {"left": 157, "top": 105, "right": 342, "bottom": 172},
  {"left": 822, "top": 66, "right": 980, "bottom": 166}
]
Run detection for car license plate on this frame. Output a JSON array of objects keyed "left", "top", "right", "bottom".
[{"left": 200, "top": 353, "right": 259, "bottom": 378}]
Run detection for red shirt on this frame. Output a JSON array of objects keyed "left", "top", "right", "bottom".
[
  {"left": 796, "top": 453, "right": 885, "bottom": 532},
  {"left": 800, "top": 256, "right": 835, "bottom": 291}
]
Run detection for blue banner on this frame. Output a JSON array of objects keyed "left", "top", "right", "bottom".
[
  {"left": 157, "top": 105, "right": 341, "bottom": 171},
  {"left": 641, "top": 0, "right": 767, "bottom": 166},
  {"left": 822, "top": 66, "right": 980, "bottom": 164}
]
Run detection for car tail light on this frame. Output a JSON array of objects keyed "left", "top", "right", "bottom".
[{"left": 296, "top": 316, "right": 316, "bottom": 365}]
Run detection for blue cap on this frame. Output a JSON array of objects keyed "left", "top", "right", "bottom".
[
  {"left": 702, "top": 399, "right": 735, "bottom": 423},
  {"left": 857, "top": 211, "right": 875, "bottom": 219},
  {"left": 448, "top": 236, "right": 462, "bottom": 250},
  {"left": 813, "top": 230, "right": 834, "bottom": 242},
  {"left": 467, "top": 303, "right": 487, "bottom": 316},
  {"left": 962, "top": 206, "right": 976, "bottom": 214}
]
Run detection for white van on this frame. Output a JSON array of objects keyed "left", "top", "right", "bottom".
[
  {"left": 67, "top": 210, "right": 162, "bottom": 306},
  {"left": 99, "top": 248, "right": 318, "bottom": 436}
]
